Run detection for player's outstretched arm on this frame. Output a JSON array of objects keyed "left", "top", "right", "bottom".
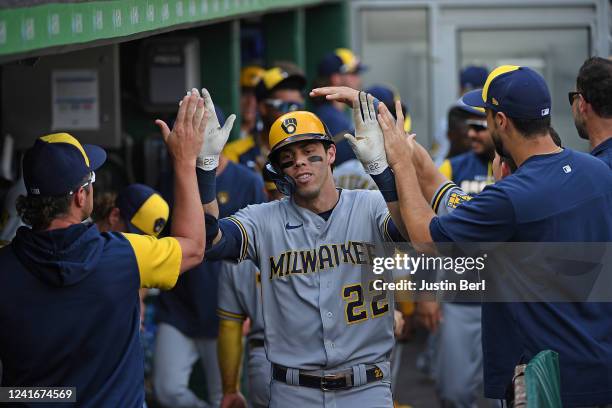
[
  {"left": 377, "top": 101, "right": 437, "bottom": 252},
  {"left": 154, "top": 90, "right": 207, "bottom": 273},
  {"left": 309, "top": 86, "right": 360, "bottom": 108},
  {"left": 192, "top": 87, "right": 236, "bottom": 245},
  {"left": 311, "top": 85, "right": 448, "bottom": 203},
  {"left": 343, "top": 91, "right": 409, "bottom": 240},
  {"left": 413, "top": 140, "right": 450, "bottom": 203},
  {"left": 186, "top": 88, "right": 249, "bottom": 261}
]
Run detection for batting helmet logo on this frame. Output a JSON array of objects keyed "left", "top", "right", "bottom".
[{"left": 281, "top": 118, "right": 298, "bottom": 135}]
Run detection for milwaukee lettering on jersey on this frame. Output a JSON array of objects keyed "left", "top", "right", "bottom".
[{"left": 268, "top": 241, "right": 377, "bottom": 280}]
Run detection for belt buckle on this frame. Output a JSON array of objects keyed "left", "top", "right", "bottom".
[
  {"left": 321, "top": 374, "right": 336, "bottom": 391},
  {"left": 320, "top": 372, "right": 353, "bottom": 391}
]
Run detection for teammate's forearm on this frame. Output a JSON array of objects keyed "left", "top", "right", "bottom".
[
  {"left": 413, "top": 143, "right": 449, "bottom": 203},
  {"left": 196, "top": 167, "right": 221, "bottom": 244},
  {"left": 203, "top": 200, "right": 223, "bottom": 245},
  {"left": 392, "top": 160, "right": 436, "bottom": 250},
  {"left": 203, "top": 199, "right": 219, "bottom": 220},
  {"left": 218, "top": 319, "right": 244, "bottom": 394},
  {"left": 386, "top": 201, "right": 409, "bottom": 241},
  {"left": 172, "top": 161, "right": 205, "bottom": 272}
]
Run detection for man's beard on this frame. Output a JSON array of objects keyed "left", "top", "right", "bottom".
[
  {"left": 293, "top": 171, "right": 326, "bottom": 201},
  {"left": 574, "top": 116, "right": 589, "bottom": 140},
  {"left": 294, "top": 186, "right": 321, "bottom": 200},
  {"left": 293, "top": 176, "right": 322, "bottom": 201},
  {"left": 491, "top": 129, "right": 509, "bottom": 160}
]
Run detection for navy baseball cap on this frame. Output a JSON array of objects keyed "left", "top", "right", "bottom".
[
  {"left": 460, "top": 66, "right": 489, "bottom": 90},
  {"left": 462, "top": 65, "right": 551, "bottom": 120},
  {"left": 23, "top": 133, "right": 106, "bottom": 196},
  {"left": 317, "top": 48, "right": 367, "bottom": 77},
  {"left": 453, "top": 96, "right": 485, "bottom": 117},
  {"left": 366, "top": 85, "right": 395, "bottom": 106},
  {"left": 116, "top": 184, "right": 169, "bottom": 237}
]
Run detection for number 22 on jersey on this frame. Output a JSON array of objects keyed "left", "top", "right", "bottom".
[{"left": 342, "top": 281, "right": 389, "bottom": 324}]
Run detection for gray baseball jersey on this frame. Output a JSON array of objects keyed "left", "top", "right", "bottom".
[
  {"left": 217, "top": 260, "right": 269, "bottom": 407},
  {"left": 217, "top": 260, "right": 264, "bottom": 341},
  {"left": 221, "top": 189, "right": 395, "bottom": 370}
]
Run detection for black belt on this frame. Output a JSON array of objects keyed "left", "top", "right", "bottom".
[
  {"left": 272, "top": 364, "right": 385, "bottom": 391},
  {"left": 248, "top": 338, "right": 265, "bottom": 349}
]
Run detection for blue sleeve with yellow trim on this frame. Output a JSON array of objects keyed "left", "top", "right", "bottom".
[
  {"left": 220, "top": 203, "right": 266, "bottom": 264},
  {"left": 205, "top": 202, "right": 276, "bottom": 264},
  {"left": 430, "top": 181, "right": 473, "bottom": 216},
  {"left": 429, "top": 184, "right": 516, "bottom": 243},
  {"left": 206, "top": 201, "right": 263, "bottom": 263},
  {"left": 122, "top": 233, "right": 181, "bottom": 289},
  {"left": 205, "top": 219, "right": 243, "bottom": 262},
  {"left": 386, "top": 219, "right": 405, "bottom": 242}
]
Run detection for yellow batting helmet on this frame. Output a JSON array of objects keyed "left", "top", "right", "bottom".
[
  {"left": 266, "top": 111, "right": 334, "bottom": 195},
  {"left": 268, "top": 111, "right": 333, "bottom": 160}
]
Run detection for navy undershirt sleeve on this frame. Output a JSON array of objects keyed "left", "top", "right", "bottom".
[
  {"left": 204, "top": 219, "right": 243, "bottom": 261},
  {"left": 386, "top": 219, "right": 406, "bottom": 242}
]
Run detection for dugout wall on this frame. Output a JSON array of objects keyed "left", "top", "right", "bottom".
[
  {"left": 350, "top": 0, "right": 611, "bottom": 152},
  {"left": 0, "top": 0, "right": 350, "bottom": 189}
]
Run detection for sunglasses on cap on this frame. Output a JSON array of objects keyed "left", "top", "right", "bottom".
[
  {"left": 466, "top": 119, "right": 487, "bottom": 132},
  {"left": 69, "top": 171, "right": 96, "bottom": 195},
  {"left": 264, "top": 99, "right": 303, "bottom": 113}
]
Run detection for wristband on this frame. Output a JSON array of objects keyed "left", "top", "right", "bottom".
[
  {"left": 197, "top": 167, "right": 216, "bottom": 204},
  {"left": 364, "top": 161, "right": 387, "bottom": 175},
  {"left": 371, "top": 167, "right": 399, "bottom": 202}
]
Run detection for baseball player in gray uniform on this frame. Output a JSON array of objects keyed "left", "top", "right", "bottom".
[
  {"left": 217, "top": 260, "right": 269, "bottom": 408},
  {"left": 194, "top": 88, "right": 408, "bottom": 407}
]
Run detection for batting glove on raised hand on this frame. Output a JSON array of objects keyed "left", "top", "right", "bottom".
[
  {"left": 344, "top": 92, "right": 388, "bottom": 175},
  {"left": 194, "top": 88, "right": 236, "bottom": 171}
]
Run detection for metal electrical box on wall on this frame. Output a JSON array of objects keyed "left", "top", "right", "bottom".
[
  {"left": 2, "top": 44, "right": 121, "bottom": 149},
  {"left": 140, "top": 37, "right": 200, "bottom": 112}
]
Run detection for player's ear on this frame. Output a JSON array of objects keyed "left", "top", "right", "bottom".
[
  {"left": 74, "top": 187, "right": 88, "bottom": 208},
  {"left": 327, "top": 143, "right": 336, "bottom": 166},
  {"left": 496, "top": 111, "right": 507, "bottom": 130},
  {"left": 578, "top": 94, "right": 590, "bottom": 116}
]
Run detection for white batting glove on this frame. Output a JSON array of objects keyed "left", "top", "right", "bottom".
[
  {"left": 344, "top": 92, "right": 388, "bottom": 175},
  {"left": 194, "top": 88, "right": 236, "bottom": 171}
]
